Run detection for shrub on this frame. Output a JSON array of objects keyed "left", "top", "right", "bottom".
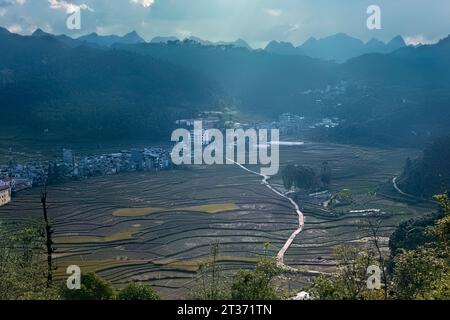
[
  {"left": 118, "top": 283, "right": 161, "bottom": 300},
  {"left": 61, "top": 272, "right": 116, "bottom": 300}
]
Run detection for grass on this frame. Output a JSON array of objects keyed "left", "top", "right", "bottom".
[{"left": 112, "top": 203, "right": 239, "bottom": 217}]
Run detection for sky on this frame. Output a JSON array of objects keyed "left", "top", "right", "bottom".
[{"left": 1, "top": 0, "right": 450, "bottom": 48}]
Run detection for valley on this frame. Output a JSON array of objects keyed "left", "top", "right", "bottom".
[{"left": 0, "top": 141, "right": 432, "bottom": 299}]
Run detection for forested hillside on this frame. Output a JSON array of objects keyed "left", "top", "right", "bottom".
[
  {"left": 0, "top": 28, "right": 224, "bottom": 142},
  {"left": 1, "top": 27, "right": 450, "bottom": 147},
  {"left": 397, "top": 136, "right": 450, "bottom": 198}
]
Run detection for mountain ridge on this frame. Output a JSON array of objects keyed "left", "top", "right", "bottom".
[
  {"left": 4, "top": 27, "right": 414, "bottom": 62},
  {"left": 265, "top": 33, "right": 408, "bottom": 62},
  {"left": 1, "top": 26, "right": 450, "bottom": 147},
  {"left": 77, "top": 30, "right": 146, "bottom": 47}
]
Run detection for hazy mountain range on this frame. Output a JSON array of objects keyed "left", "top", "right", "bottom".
[
  {"left": 31, "top": 29, "right": 252, "bottom": 51},
  {"left": 265, "top": 33, "right": 407, "bottom": 62},
  {"left": 78, "top": 30, "right": 146, "bottom": 47},
  {"left": 1, "top": 26, "right": 450, "bottom": 147},
  {"left": 23, "top": 28, "right": 410, "bottom": 62}
]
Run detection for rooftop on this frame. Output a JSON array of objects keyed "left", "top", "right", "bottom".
[{"left": 0, "top": 185, "right": 10, "bottom": 192}]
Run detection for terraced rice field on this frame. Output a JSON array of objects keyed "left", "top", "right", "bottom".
[
  {"left": 0, "top": 142, "right": 435, "bottom": 299},
  {"left": 112, "top": 203, "right": 239, "bottom": 217}
]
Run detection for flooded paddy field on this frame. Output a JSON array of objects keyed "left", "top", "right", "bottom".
[{"left": 0, "top": 142, "right": 434, "bottom": 299}]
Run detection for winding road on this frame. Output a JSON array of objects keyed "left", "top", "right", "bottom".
[
  {"left": 393, "top": 176, "right": 422, "bottom": 199},
  {"left": 227, "top": 159, "right": 305, "bottom": 271},
  {"left": 393, "top": 177, "right": 410, "bottom": 197}
]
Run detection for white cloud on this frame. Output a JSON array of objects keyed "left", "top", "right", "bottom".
[
  {"left": 404, "top": 34, "right": 437, "bottom": 46},
  {"left": 265, "top": 8, "right": 282, "bottom": 17},
  {"left": 7, "top": 24, "right": 22, "bottom": 33},
  {"left": 0, "top": 0, "right": 26, "bottom": 6},
  {"left": 48, "top": 0, "right": 93, "bottom": 14},
  {"left": 129, "top": 0, "right": 155, "bottom": 8},
  {"left": 286, "top": 24, "right": 300, "bottom": 34},
  {"left": 175, "top": 28, "right": 192, "bottom": 38}
]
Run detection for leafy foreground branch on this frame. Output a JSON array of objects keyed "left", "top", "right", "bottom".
[
  {"left": 0, "top": 222, "right": 59, "bottom": 300},
  {"left": 310, "top": 194, "right": 450, "bottom": 300},
  {"left": 192, "top": 243, "right": 287, "bottom": 300},
  {"left": 0, "top": 221, "right": 161, "bottom": 300},
  {"left": 61, "top": 273, "right": 161, "bottom": 300}
]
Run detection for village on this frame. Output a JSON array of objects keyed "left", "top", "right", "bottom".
[
  {"left": 0, "top": 111, "right": 339, "bottom": 209},
  {"left": 0, "top": 146, "right": 174, "bottom": 207}
]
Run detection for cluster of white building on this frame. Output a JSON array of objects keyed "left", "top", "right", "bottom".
[
  {"left": 0, "top": 161, "right": 45, "bottom": 194},
  {"left": 0, "top": 146, "right": 174, "bottom": 207},
  {"left": 61, "top": 147, "right": 173, "bottom": 178},
  {"left": 176, "top": 116, "right": 222, "bottom": 146},
  {"left": 301, "top": 81, "right": 348, "bottom": 97},
  {"left": 278, "top": 113, "right": 306, "bottom": 135}
]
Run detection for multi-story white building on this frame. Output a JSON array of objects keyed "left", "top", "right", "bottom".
[
  {"left": 63, "top": 149, "right": 74, "bottom": 166},
  {"left": 0, "top": 185, "right": 11, "bottom": 207},
  {"left": 190, "top": 129, "right": 212, "bottom": 146}
]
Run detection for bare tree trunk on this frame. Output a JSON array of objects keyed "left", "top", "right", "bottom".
[
  {"left": 367, "top": 218, "right": 389, "bottom": 300},
  {"left": 40, "top": 187, "right": 54, "bottom": 288}
]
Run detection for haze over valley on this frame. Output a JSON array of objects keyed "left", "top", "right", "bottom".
[{"left": 0, "top": 0, "right": 449, "bottom": 302}]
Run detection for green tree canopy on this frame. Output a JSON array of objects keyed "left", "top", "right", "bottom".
[
  {"left": 118, "top": 283, "right": 161, "bottom": 300},
  {"left": 281, "top": 165, "right": 318, "bottom": 191},
  {"left": 309, "top": 245, "right": 382, "bottom": 300},
  {"left": 0, "top": 222, "right": 59, "bottom": 300},
  {"left": 231, "top": 256, "right": 284, "bottom": 300},
  {"left": 61, "top": 272, "right": 116, "bottom": 300}
]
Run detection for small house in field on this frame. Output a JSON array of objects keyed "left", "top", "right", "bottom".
[{"left": 0, "top": 185, "right": 11, "bottom": 207}]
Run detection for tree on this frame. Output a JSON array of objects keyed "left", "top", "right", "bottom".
[
  {"left": 429, "top": 212, "right": 450, "bottom": 249},
  {"left": 390, "top": 194, "right": 450, "bottom": 300},
  {"left": 421, "top": 272, "right": 450, "bottom": 300},
  {"left": 46, "top": 162, "right": 64, "bottom": 185},
  {"left": 309, "top": 245, "right": 382, "bottom": 300},
  {"left": 294, "top": 166, "right": 317, "bottom": 191},
  {"left": 392, "top": 246, "right": 446, "bottom": 299},
  {"left": 397, "top": 136, "right": 450, "bottom": 198},
  {"left": 389, "top": 212, "right": 442, "bottom": 257},
  {"left": 118, "top": 283, "right": 161, "bottom": 300},
  {"left": 192, "top": 242, "right": 228, "bottom": 300},
  {"left": 363, "top": 217, "right": 389, "bottom": 299},
  {"left": 61, "top": 272, "right": 116, "bottom": 300},
  {"left": 0, "top": 222, "right": 59, "bottom": 300},
  {"left": 281, "top": 165, "right": 297, "bottom": 190},
  {"left": 319, "top": 161, "right": 332, "bottom": 186},
  {"left": 281, "top": 165, "right": 318, "bottom": 191},
  {"left": 231, "top": 250, "right": 284, "bottom": 300},
  {"left": 40, "top": 186, "right": 54, "bottom": 288},
  {"left": 311, "top": 193, "right": 450, "bottom": 300},
  {"left": 434, "top": 193, "right": 450, "bottom": 218}
]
